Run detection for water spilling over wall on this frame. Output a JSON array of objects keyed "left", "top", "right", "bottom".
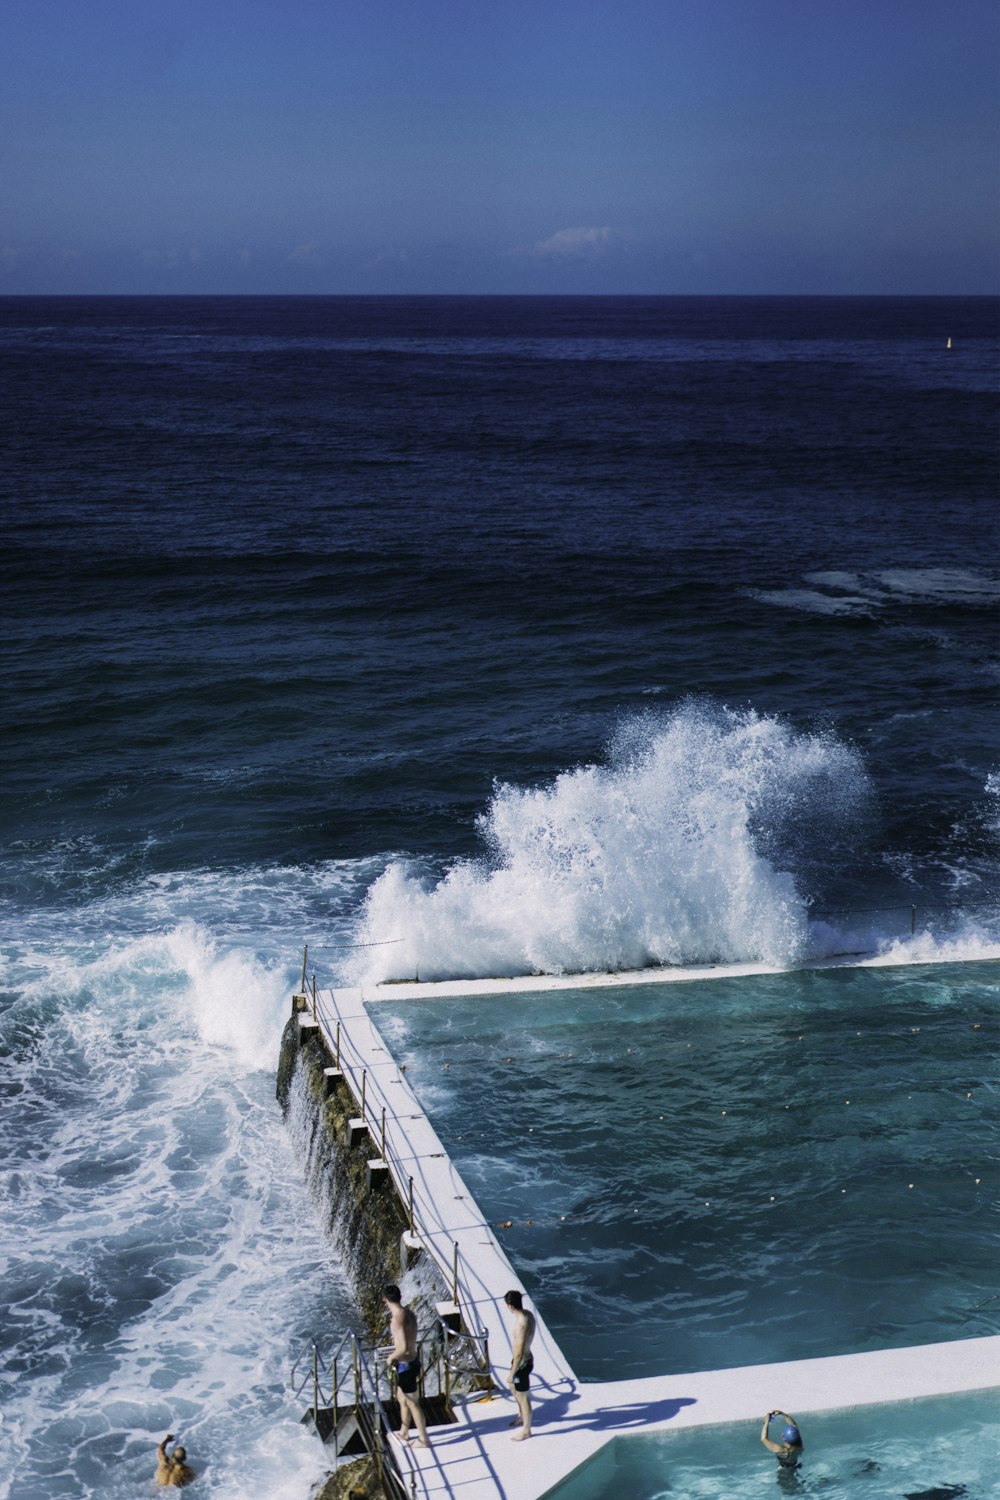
[{"left": 277, "top": 1010, "right": 450, "bottom": 1343}]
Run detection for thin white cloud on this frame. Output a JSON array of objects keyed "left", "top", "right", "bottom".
[
  {"left": 142, "top": 248, "right": 180, "bottom": 269},
  {"left": 530, "top": 226, "right": 625, "bottom": 258},
  {"left": 287, "top": 240, "right": 323, "bottom": 265}
]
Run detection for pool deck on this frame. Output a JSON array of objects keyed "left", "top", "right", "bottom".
[{"left": 314, "top": 959, "right": 999, "bottom": 1499}]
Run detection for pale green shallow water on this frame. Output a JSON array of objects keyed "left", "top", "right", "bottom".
[
  {"left": 539, "top": 1389, "right": 1000, "bottom": 1499},
  {"left": 375, "top": 960, "right": 1000, "bottom": 1381}
]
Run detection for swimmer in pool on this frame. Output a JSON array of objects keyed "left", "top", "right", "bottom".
[
  {"left": 504, "top": 1289, "right": 536, "bottom": 1441},
  {"left": 384, "top": 1284, "right": 429, "bottom": 1448},
  {"left": 761, "top": 1410, "right": 803, "bottom": 1473}
]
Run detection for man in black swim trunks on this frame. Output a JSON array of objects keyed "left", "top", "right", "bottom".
[
  {"left": 384, "top": 1284, "right": 429, "bottom": 1448},
  {"left": 504, "top": 1289, "right": 536, "bottom": 1441}
]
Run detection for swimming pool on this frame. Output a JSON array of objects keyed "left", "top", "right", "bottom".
[
  {"left": 537, "top": 1388, "right": 1000, "bottom": 1499},
  {"left": 373, "top": 961, "right": 999, "bottom": 1381}
]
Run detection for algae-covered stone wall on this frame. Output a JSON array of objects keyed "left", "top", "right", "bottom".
[{"left": 276, "top": 1008, "right": 452, "bottom": 1342}]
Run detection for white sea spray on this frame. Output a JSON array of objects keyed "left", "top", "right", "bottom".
[{"left": 351, "top": 703, "right": 872, "bottom": 982}]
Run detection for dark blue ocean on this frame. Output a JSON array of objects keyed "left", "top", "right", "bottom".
[{"left": 1, "top": 296, "right": 998, "bottom": 1497}]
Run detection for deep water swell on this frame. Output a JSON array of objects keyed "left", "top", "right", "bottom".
[{"left": 0, "top": 295, "right": 998, "bottom": 1496}]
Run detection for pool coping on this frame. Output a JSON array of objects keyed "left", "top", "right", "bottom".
[{"left": 314, "top": 957, "right": 999, "bottom": 1498}]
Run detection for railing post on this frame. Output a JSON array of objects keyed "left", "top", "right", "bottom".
[
  {"left": 911, "top": 904, "right": 917, "bottom": 935},
  {"left": 332, "top": 1353, "right": 339, "bottom": 1449},
  {"left": 312, "top": 1343, "right": 319, "bottom": 1432},
  {"left": 408, "top": 1176, "right": 414, "bottom": 1234},
  {"left": 360, "top": 1069, "right": 367, "bottom": 1121},
  {"left": 335, "top": 1020, "right": 341, "bottom": 1070},
  {"left": 380, "top": 1106, "right": 386, "bottom": 1161},
  {"left": 452, "top": 1241, "right": 459, "bottom": 1309},
  {"left": 300, "top": 944, "right": 309, "bottom": 994},
  {"left": 310, "top": 973, "right": 317, "bottom": 1020}
]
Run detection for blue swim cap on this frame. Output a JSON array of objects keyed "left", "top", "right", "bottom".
[{"left": 782, "top": 1424, "right": 800, "bottom": 1445}]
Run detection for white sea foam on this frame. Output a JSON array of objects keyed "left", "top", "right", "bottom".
[
  {"left": 0, "top": 917, "right": 354, "bottom": 1500},
  {"left": 750, "top": 566, "right": 1000, "bottom": 618},
  {"left": 351, "top": 704, "right": 871, "bottom": 983}
]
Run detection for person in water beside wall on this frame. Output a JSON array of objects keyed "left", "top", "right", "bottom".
[
  {"left": 761, "top": 1410, "right": 803, "bottom": 1477},
  {"left": 384, "top": 1284, "right": 430, "bottom": 1448},
  {"left": 154, "top": 1433, "right": 195, "bottom": 1487},
  {"left": 504, "top": 1289, "right": 536, "bottom": 1441}
]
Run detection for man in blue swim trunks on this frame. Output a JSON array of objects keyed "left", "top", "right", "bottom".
[
  {"left": 504, "top": 1289, "right": 536, "bottom": 1441},
  {"left": 384, "top": 1284, "right": 429, "bottom": 1448}
]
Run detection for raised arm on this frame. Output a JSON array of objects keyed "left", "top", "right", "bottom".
[{"left": 760, "top": 1413, "right": 781, "bottom": 1453}]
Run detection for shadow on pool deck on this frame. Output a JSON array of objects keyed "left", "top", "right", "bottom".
[{"left": 522, "top": 1383, "right": 698, "bottom": 1435}]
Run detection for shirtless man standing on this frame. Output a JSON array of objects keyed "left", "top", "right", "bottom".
[
  {"left": 384, "top": 1284, "right": 430, "bottom": 1448},
  {"left": 154, "top": 1433, "right": 195, "bottom": 1487},
  {"left": 504, "top": 1289, "right": 536, "bottom": 1441}
]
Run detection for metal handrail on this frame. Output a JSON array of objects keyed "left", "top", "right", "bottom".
[
  {"left": 291, "top": 1328, "right": 417, "bottom": 1495},
  {"left": 291, "top": 1317, "right": 491, "bottom": 1432}
]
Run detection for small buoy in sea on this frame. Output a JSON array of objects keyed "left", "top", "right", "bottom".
[
  {"left": 845, "top": 1099, "right": 851, "bottom": 1105},
  {"left": 769, "top": 1195, "right": 776, "bottom": 1202},
  {"left": 908, "top": 1183, "right": 914, "bottom": 1189},
  {"left": 947, "top": 336, "right": 952, "bottom": 349},
  {"left": 967, "top": 1092, "right": 973, "bottom": 1098},
  {"left": 972, "top": 1023, "right": 981, "bottom": 1030},
  {"left": 444, "top": 1062, "right": 450, "bottom": 1069},
  {"left": 842, "top": 1189, "right": 847, "bottom": 1194},
  {"left": 975, "top": 1178, "right": 981, "bottom": 1184},
  {"left": 500, "top": 1220, "right": 512, "bottom": 1229},
  {"left": 721, "top": 1110, "right": 727, "bottom": 1116}
]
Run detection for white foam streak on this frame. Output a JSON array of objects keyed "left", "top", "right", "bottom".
[{"left": 353, "top": 705, "right": 868, "bottom": 983}]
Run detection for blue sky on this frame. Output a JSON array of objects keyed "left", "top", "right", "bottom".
[{"left": 2, "top": 0, "right": 997, "bottom": 294}]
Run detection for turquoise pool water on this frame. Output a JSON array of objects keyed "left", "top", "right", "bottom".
[
  {"left": 374, "top": 961, "right": 999, "bottom": 1381},
  {"left": 538, "top": 1389, "right": 1000, "bottom": 1499}
]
